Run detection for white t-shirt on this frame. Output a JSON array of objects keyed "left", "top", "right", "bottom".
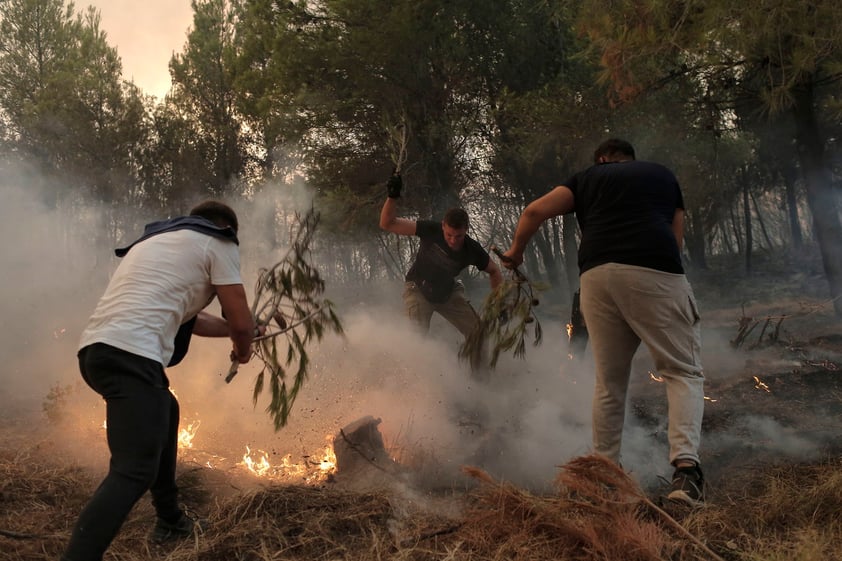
[{"left": 79, "top": 229, "right": 243, "bottom": 366}]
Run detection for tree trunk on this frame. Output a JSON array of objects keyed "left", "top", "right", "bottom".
[
  {"left": 562, "top": 214, "right": 580, "bottom": 294},
  {"left": 742, "top": 169, "right": 753, "bottom": 275},
  {"left": 729, "top": 205, "right": 743, "bottom": 255},
  {"left": 781, "top": 163, "right": 803, "bottom": 250},
  {"left": 685, "top": 206, "right": 708, "bottom": 270},
  {"left": 749, "top": 191, "right": 773, "bottom": 250},
  {"left": 792, "top": 82, "right": 842, "bottom": 316},
  {"left": 532, "top": 223, "right": 560, "bottom": 288}
]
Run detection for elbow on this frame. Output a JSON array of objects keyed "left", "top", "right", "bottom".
[
  {"left": 379, "top": 218, "right": 395, "bottom": 232},
  {"left": 523, "top": 204, "right": 545, "bottom": 223}
]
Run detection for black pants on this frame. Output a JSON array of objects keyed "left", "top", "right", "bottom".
[{"left": 62, "top": 343, "right": 181, "bottom": 561}]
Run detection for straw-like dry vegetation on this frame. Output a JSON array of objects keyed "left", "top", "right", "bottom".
[
  {"left": 4, "top": 269, "right": 842, "bottom": 561},
  {"left": 3, "top": 419, "right": 842, "bottom": 561}
]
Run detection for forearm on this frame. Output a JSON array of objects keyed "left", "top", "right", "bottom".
[
  {"left": 229, "top": 324, "right": 255, "bottom": 361},
  {"left": 510, "top": 206, "right": 544, "bottom": 256},
  {"left": 192, "top": 311, "right": 230, "bottom": 337},
  {"left": 216, "top": 283, "right": 256, "bottom": 363},
  {"left": 507, "top": 187, "right": 573, "bottom": 264},
  {"left": 486, "top": 262, "right": 504, "bottom": 290}
]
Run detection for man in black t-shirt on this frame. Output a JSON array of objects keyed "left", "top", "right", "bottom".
[
  {"left": 379, "top": 173, "right": 502, "bottom": 350},
  {"left": 501, "top": 139, "right": 705, "bottom": 506}
]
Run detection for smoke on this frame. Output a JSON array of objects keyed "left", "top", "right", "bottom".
[
  {"left": 0, "top": 162, "right": 596, "bottom": 492},
  {"left": 162, "top": 307, "right": 598, "bottom": 492},
  {"left": 717, "top": 415, "right": 821, "bottom": 458},
  {"left": 0, "top": 165, "right": 106, "bottom": 410},
  {"left": 1, "top": 158, "right": 833, "bottom": 498}
]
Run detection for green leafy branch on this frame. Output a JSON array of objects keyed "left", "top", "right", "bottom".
[
  {"left": 459, "top": 254, "right": 544, "bottom": 369},
  {"left": 228, "top": 209, "right": 343, "bottom": 430}
]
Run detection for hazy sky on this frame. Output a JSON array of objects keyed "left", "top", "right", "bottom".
[{"left": 89, "top": 0, "right": 195, "bottom": 98}]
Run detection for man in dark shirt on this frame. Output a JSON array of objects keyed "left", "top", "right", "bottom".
[
  {"left": 379, "top": 173, "right": 502, "bottom": 361},
  {"left": 502, "top": 139, "right": 705, "bottom": 505}
]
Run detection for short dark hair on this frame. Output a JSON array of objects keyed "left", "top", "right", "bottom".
[
  {"left": 443, "top": 208, "right": 469, "bottom": 230},
  {"left": 594, "top": 138, "right": 636, "bottom": 163},
  {"left": 190, "top": 200, "right": 239, "bottom": 233}
]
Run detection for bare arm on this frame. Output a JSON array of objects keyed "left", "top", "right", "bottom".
[
  {"left": 192, "top": 311, "right": 230, "bottom": 337},
  {"left": 503, "top": 185, "right": 575, "bottom": 266},
  {"left": 215, "top": 283, "right": 256, "bottom": 363},
  {"left": 672, "top": 208, "right": 685, "bottom": 252},
  {"left": 379, "top": 197, "right": 417, "bottom": 236},
  {"left": 484, "top": 257, "right": 503, "bottom": 290}
]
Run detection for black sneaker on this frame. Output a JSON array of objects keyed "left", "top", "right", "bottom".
[
  {"left": 150, "top": 512, "right": 207, "bottom": 544},
  {"left": 667, "top": 464, "right": 705, "bottom": 505}
]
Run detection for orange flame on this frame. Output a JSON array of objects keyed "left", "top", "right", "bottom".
[
  {"left": 242, "top": 445, "right": 272, "bottom": 476},
  {"left": 178, "top": 421, "right": 200, "bottom": 449}
]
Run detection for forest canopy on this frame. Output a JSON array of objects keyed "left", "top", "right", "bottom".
[{"left": 1, "top": 0, "right": 840, "bottom": 311}]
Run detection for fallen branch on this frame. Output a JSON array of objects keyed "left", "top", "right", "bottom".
[
  {"left": 399, "top": 523, "right": 464, "bottom": 548},
  {"left": 559, "top": 456, "right": 727, "bottom": 561},
  {"left": 0, "top": 529, "right": 47, "bottom": 539}
]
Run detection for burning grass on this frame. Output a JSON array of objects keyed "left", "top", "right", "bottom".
[{"left": 4, "top": 429, "right": 842, "bottom": 561}]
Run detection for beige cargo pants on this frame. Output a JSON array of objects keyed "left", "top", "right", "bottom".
[{"left": 580, "top": 263, "right": 704, "bottom": 466}]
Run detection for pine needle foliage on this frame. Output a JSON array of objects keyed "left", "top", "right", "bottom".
[
  {"left": 246, "top": 209, "right": 343, "bottom": 430},
  {"left": 459, "top": 264, "right": 544, "bottom": 369}
]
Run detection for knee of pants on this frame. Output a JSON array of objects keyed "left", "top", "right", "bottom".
[{"left": 107, "top": 424, "right": 169, "bottom": 487}]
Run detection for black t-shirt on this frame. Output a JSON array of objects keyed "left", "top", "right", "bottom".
[
  {"left": 565, "top": 160, "right": 685, "bottom": 275},
  {"left": 405, "top": 220, "right": 491, "bottom": 303}
]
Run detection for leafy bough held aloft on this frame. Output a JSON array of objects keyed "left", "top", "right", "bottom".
[{"left": 226, "top": 210, "right": 343, "bottom": 430}]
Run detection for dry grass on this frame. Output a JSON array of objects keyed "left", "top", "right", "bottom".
[
  {"left": 685, "top": 459, "right": 842, "bottom": 561},
  {"left": 458, "top": 457, "right": 717, "bottom": 561},
  {"left": 5, "top": 433, "right": 842, "bottom": 561}
]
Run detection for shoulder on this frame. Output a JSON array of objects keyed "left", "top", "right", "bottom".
[
  {"left": 416, "top": 220, "right": 440, "bottom": 237},
  {"left": 465, "top": 236, "right": 490, "bottom": 262}
]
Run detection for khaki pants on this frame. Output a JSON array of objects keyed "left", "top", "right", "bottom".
[
  {"left": 580, "top": 263, "right": 704, "bottom": 466},
  {"left": 402, "top": 280, "right": 480, "bottom": 338}
]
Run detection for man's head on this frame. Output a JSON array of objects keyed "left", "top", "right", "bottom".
[
  {"left": 190, "top": 200, "right": 239, "bottom": 233},
  {"left": 442, "top": 208, "right": 469, "bottom": 250},
  {"left": 594, "top": 138, "right": 636, "bottom": 164}
]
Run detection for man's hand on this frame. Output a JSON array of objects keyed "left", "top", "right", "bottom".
[
  {"left": 216, "top": 283, "right": 256, "bottom": 364},
  {"left": 500, "top": 249, "right": 523, "bottom": 269},
  {"left": 230, "top": 348, "right": 253, "bottom": 364},
  {"left": 386, "top": 173, "right": 402, "bottom": 198},
  {"left": 491, "top": 245, "right": 522, "bottom": 270},
  {"left": 233, "top": 324, "right": 267, "bottom": 364}
]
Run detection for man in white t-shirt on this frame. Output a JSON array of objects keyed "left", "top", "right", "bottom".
[{"left": 62, "top": 201, "right": 257, "bottom": 561}]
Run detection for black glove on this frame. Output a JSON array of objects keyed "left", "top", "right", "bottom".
[{"left": 387, "top": 173, "right": 402, "bottom": 198}]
